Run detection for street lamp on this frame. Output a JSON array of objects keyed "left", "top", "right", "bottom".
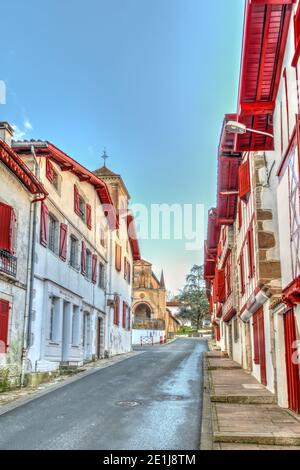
[{"left": 225, "top": 120, "right": 274, "bottom": 139}]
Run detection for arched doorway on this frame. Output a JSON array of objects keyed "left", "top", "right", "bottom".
[{"left": 134, "top": 303, "right": 152, "bottom": 324}]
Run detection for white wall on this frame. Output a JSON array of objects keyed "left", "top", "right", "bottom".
[{"left": 132, "top": 329, "right": 165, "bottom": 345}]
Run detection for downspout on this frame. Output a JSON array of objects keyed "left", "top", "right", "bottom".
[
  {"left": 106, "top": 229, "right": 114, "bottom": 357},
  {"left": 21, "top": 146, "right": 43, "bottom": 386}
]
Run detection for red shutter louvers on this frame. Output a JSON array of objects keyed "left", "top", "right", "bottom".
[
  {"left": 122, "top": 301, "right": 126, "bottom": 328},
  {"left": 74, "top": 185, "right": 80, "bottom": 215},
  {"left": 216, "top": 269, "right": 225, "bottom": 304},
  {"left": 46, "top": 159, "right": 54, "bottom": 183},
  {"left": 40, "top": 202, "right": 49, "bottom": 247},
  {"left": 0, "top": 299, "right": 10, "bottom": 353},
  {"left": 238, "top": 159, "right": 251, "bottom": 201},
  {"left": 86, "top": 204, "right": 92, "bottom": 230},
  {"left": 92, "top": 254, "right": 97, "bottom": 284},
  {"left": 59, "top": 223, "right": 68, "bottom": 261},
  {"left": 0, "top": 203, "right": 15, "bottom": 253}
]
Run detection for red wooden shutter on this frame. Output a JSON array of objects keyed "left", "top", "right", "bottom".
[
  {"left": 86, "top": 204, "right": 92, "bottom": 230},
  {"left": 122, "top": 301, "right": 126, "bottom": 328},
  {"left": 115, "top": 244, "right": 122, "bottom": 271},
  {"left": 92, "top": 254, "right": 97, "bottom": 284},
  {"left": 253, "top": 314, "right": 260, "bottom": 365},
  {"left": 247, "top": 225, "right": 255, "bottom": 279},
  {"left": 46, "top": 159, "right": 54, "bottom": 183},
  {"left": 40, "top": 202, "right": 49, "bottom": 247},
  {"left": 216, "top": 269, "right": 225, "bottom": 303},
  {"left": 0, "top": 299, "right": 9, "bottom": 353},
  {"left": 114, "top": 296, "right": 120, "bottom": 325},
  {"left": 0, "top": 203, "right": 15, "bottom": 253},
  {"left": 239, "top": 251, "right": 245, "bottom": 295},
  {"left": 74, "top": 185, "right": 80, "bottom": 215},
  {"left": 81, "top": 240, "right": 86, "bottom": 274},
  {"left": 216, "top": 325, "right": 221, "bottom": 342},
  {"left": 284, "top": 309, "right": 300, "bottom": 414},
  {"left": 59, "top": 223, "right": 68, "bottom": 261},
  {"left": 238, "top": 159, "right": 251, "bottom": 201}
]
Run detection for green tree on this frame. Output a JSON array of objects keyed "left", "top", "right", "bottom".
[{"left": 177, "top": 265, "right": 209, "bottom": 330}]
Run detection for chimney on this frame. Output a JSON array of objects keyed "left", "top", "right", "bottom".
[{"left": 0, "top": 122, "right": 14, "bottom": 147}]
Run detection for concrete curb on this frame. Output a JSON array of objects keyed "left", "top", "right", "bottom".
[
  {"left": 0, "top": 351, "right": 143, "bottom": 417},
  {"left": 210, "top": 394, "right": 276, "bottom": 405},
  {"left": 200, "top": 354, "right": 213, "bottom": 450},
  {"left": 213, "top": 431, "right": 300, "bottom": 446}
]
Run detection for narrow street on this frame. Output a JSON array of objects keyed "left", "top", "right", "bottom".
[{"left": 0, "top": 338, "right": 207, "bottom": 450}]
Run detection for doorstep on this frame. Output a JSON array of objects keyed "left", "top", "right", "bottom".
[{"left": 203, "top": 352, "right": 300, "bottom": 449}]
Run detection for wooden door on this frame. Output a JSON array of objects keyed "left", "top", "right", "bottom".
[
  {"left": 253, "top": 308, "right": 267, "bottom": 386},
  {"left": 284, "top": 309, "right": 300, "bottom": 414}
]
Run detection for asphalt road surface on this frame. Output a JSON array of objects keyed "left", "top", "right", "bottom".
[{"left": 0, "top": 338, "right": 207, "bottom": 450}]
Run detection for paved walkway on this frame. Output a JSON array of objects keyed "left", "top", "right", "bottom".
[{"left": 202, "top": 350, "right": 300, "bottom": 450}]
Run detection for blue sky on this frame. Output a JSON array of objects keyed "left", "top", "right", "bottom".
[{"left": 1, "top": 0, "right": 244, "bottom": 293}]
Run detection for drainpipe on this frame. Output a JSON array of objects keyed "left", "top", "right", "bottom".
[
  {"left": 106, "top": 230, "right": 114, "bottom": 357},
  {"left": 21, "top": 146, "right": 43, "bottom": 386}
]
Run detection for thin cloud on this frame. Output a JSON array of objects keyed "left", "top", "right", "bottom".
[
  {"left": 12, "top": 124, "right": 25, "bottom": 140},
  {"left": 24, "top": 119, "right": 33, "bottom": 130}
]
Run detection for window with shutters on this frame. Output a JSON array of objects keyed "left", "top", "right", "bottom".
[
  {"left": 59, "top": 223, "right": 68, "bottom": 261},
  {"left": 0, "top": 202, "right": 16, "bottom": 254},
  {"left": 79, "top": 196, "right": 86, "bottom": 222},
  {"left": 115, "top": 243, "right": 122, "bottom": 272},
  {"left": 70, "top": 235, "right": 79, "bottom": 269},
  {"left": 238, "top": 159, "right": 251, "bottom": 201},
  {"left": 0, "top": 299, "right": 9, "bottom": 353},
  {"left": 46, "top": 160, "right": 60, "bottom": 194},
  {"left": 98, "top": 262, "right": 106, "bottom": 289},
  {"left": 74, "top": 185, "right": 80, "bottom": 216},
  {"left": 48, "top": 214, "right": 59, "bottom": 254}
]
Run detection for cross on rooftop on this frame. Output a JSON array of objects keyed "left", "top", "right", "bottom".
[{"left": 101, "top": 148, "right": 109, "bottom": 167}]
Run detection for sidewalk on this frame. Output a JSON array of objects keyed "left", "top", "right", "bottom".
[{"left": 201, "top": 350, "right": 300, "bottom": 450}]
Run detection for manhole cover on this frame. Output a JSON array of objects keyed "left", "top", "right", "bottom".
[{"left": 117, "top": 400, "right": 142, "bottom": 407}]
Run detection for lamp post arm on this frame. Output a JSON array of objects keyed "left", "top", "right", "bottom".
[{"left": 246, "top": 127, "right": 274, "bottom": 139}]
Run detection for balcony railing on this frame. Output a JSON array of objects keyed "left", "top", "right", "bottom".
[{"left": 0, "top": 250, "right": 17, "bottom": 277}]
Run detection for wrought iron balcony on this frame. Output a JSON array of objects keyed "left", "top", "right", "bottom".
[{"left": 0, "top": 250, "right": 17, "bottom": 277}]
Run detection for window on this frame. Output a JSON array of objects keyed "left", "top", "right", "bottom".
[
  {"left": 86, "top": 249, "right": 92, "bottom": 280},
  {"left": 71, "top": 306, "right": 80, "bottom": 346},
  {"left": 79, "top": 196, "right": 86, "bottom": 222},
  {"left": 98, "top": 262, "right": 106, "bottom": 289},
  {"left": 216, "top": 269, "right": 225, "bottom": 303},
  {"left": 48, "top": 297, "right": 59, "bottom": 342},
  {"left": 74, "top": 185, "right": 80, "bottom": 215},
  {"left": 48, "top": 214, "right": 58, "bottom": 254},
  {"left": 0, "top": 202, "right": 15, "bottom": 254},
  {"left": 115, "top": 243, "right": 122, "bottom": 272},
  {"left": 0, "top": 299, "right": 9, "bottom": 353},
  {"left": 40, "top": 202, "right": 49, "bottom": 247},
  {"left": 114, "top": 295, "right": 120, "bottom": 325},
  {"left": 70, "top": 235, "right": 79, "bottom": 269}
]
